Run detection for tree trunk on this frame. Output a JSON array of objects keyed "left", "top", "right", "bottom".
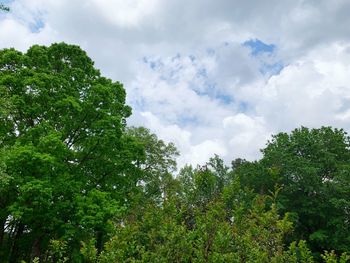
[
  {"left": 31, "top": 235, "right": 42, "bottom": 261},
  {"left": 0, "top": 217, "right": 6, "bottom": 260},
  {"left": 0, "top": 218, "right": 5, "bottom": 249},
  {"left": 96, "top": 230, "right": 103, "bottom": 255},
  {"left": 9, "top": 222, "right": 24, "bottom": 263}
]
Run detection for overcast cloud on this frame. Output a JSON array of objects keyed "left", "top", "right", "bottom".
[{"left": 2, "top": 0, "right": 350, "bottom": 168}]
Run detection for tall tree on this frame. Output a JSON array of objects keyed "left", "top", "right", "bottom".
[{"left": 0, "top": 43, "right": 140, "bottom": 261}]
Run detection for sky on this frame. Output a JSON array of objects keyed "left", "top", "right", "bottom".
[{"left": 2, "top": 0, "right": 350, "bottom": 168}]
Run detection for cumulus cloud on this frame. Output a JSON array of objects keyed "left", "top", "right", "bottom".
[
  {"left": 91, "top": 0, "right": 160, "bottom": 27},
  {"left": 136, "top": 112, "right": 227, "bottom": 167},
  {"left": 256, "top": 42, "right": 350, "bottom": 131},
  {"left": 2, "top": 0, "right": 350, "bottom": 167}
]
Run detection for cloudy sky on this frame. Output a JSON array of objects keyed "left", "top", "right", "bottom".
[{"left": 2, "top": 0, "right": 350, "bottom": 167}]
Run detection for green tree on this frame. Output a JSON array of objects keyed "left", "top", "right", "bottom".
[
  {"left": 126, "top": 126, "right": 179, "bottom": 203},
  {"left": 177, "top": 155, "right": 233, "bottom": 208},
  {"left": 237, "top": 127, "right": 350, "bottom": 255},
  {"left": 0, "top": 43, "right": 140, "bottom": 262},
  {"left": 97, "top": 190, "right": 296, "bottom": 262}
]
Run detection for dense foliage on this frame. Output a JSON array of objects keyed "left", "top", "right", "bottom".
[
  {"left": 237, "top": 127, "right": 350, "bottom": 254},
  {"left": 0, "top": 43, "right": 142, "bottom": 261},
  {"left": 0, "top": 44, "right": 349, "bottom": 262}
]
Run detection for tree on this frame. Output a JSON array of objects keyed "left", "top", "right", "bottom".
[
  {"left": 237, "top": 127, "right": 350, "bottom": 255},
  {"left": 96, "top": 190, "right": 301, "bottom": 263},
  {"left": 177, "top": 155, "right": 232, "bottom": 208},
  {"left": 125, "top": 126, "right": 179, "bottom": 203},
  {"left": 0, "top": 43, "right": 140, "bottom": 261}
]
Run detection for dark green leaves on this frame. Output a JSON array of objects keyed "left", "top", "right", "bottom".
[{"left": 238, "top": 126, "right": 350, "bottom": 254}]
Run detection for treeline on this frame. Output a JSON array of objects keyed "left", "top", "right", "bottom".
[{"left": 0, "top": 43, "right": 349, "bottom": 262}]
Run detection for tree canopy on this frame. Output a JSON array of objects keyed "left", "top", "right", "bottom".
[
  {"left": 237, "top": 127, "right": 350, "bottom": 256},
  {"left": 0, "top": 43, "right": 349, "bottom": 262},
  {"left": 0, "top": 43, "right": 141, "bottom": 261}
]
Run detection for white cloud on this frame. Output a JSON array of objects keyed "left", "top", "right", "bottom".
[
  {"left": 0, "top": 18, "right": 56, "bottom": 50},
  {"left": 256, "top": 42, "right": 350, "bottom": 132},
  {"left": 91, "top": 0, "right": 160, "bottom": 27},
  {"left": 136, "top": 112, "right": 227, "bottom": 168},
  {"left": 2, "top": 0, "right": 350, "bottom": 167},
  {"left": 222, "top": 114, "right": 270, "bottom": 160}
]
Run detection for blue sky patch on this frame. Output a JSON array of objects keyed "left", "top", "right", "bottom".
[
  {"left": 29, "top": 15, "right": 45, "bottom": 33},
  {"left": 260, "top": 62, "right": 284, "bottom": 76},
  {"left": 1, "top": 0, "right": 13, "bottom": 5},
  {"left": 216, "top": 93, "right": 234, "bottom": 104},
  {"left": 238, "top": 101, "right": 249, "bottom": 112},
  {"left": 243, "top": 39, "right": 276, "bottom": 56},
  {"left": 178, "top": 114, "right": 201, "bottom": 127},
  {"left": 29, "top": 17, "right": 45, "bottom": 33},
  {"left": 242, "top": 39, "right": 284, "bottom": 76}
]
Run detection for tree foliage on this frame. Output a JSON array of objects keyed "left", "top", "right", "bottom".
[
  {"left": 0, "top": 43, "right": 139, "bottom": 261},
  {"left": 237, "top": 127, "right": 350, "bottom": 256},
  {"left": 1, "top": 43, "right": 350, "bottom": 262}
]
